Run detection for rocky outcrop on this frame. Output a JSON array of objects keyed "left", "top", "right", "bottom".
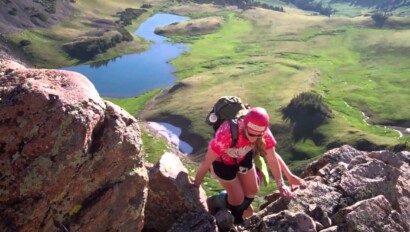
[
  {"left": 144, "top": 152, "right": 217, "bottom": 232},
  {"left": 241, "top": 145, "right": 410, "bottom": 232},
  {"left": 0, "top": 60, "right": 148, "bottom": 231}
]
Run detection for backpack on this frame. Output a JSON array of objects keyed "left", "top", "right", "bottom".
[{"left": 205, "top": 96, "right": 249, "bottom": 147}]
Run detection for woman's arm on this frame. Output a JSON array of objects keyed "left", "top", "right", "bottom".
[
  {"left": 264, "top": 147, "right": 292, "bottom": 199},
  {"left": 275, "top": 151, "right": 305, "bottom": 189},
  {"left": 194, "top": 148, "right": 218, "bottom": 187}
]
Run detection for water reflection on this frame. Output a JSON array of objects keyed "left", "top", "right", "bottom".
[
  {"left": 89, "top": 57, "right": 120, "bottom": 68},
  {"left": 147, "top": 121, "right": 193, "bottom": 154}
]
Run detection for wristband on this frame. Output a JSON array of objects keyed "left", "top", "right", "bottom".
[{"left": 276, "top": 178, "right": 284, "bottom": 188}]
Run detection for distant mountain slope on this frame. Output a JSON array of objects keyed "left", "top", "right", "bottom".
[
  {"left": 331, "top": 0, "right": 410, "bottom": 10},
  {"left": 0, "top": 0, "right": 74, "bottom": 34},
  {"left": 282, "top": 0, "right": 410, "bottom": 16}
]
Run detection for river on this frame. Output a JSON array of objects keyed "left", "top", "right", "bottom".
[
  {"left": 61, "top": 13, "right": 189, "bottom": 98},
  {"left": 61, "top": 13, "right": 194, "bottom": 154}
]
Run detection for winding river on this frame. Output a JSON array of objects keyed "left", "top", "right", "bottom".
[
  {"left": 61, "top": 13, "right": 193, "bottom": 154},
  {"left": 62, "top": 13, "right": 189, "bottom": 98}
]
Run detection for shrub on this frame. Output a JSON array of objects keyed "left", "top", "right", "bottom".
[
  {"left": 141, "top": 4, "right": 152, "bottom": 8},
  {"left": 281, "top": 91, "right": 333, "bottom": 142},
  {"left": 8, "top": 8, "right": 17, "bottom": 16},
  {"left": 117, "top": 27, "right": 133, "bottom": 42},
  {"left": 371, "top": 12, "right": 391, "bottom": 27},
  {"left": 33, "top": 0, "right": 57, "bottom": 13},
  {"left": 282, "top": 92, "right": 333, "bottom": 122},
  {"left": 19, "top": 40, "right": 32, "bottom": 47},
  {"left": 115, "top": 8, "right": 146, "bottom": 26},
  {"left": 31, "top": 13, "right": 48, "bottom": 22}
]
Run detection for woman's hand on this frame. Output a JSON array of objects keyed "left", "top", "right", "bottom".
[
  {"left": 288, "top": 174, "right": 306, "bottom": 190},
  {"left": 278, "top": 184, "right": 293, "bottom": 199}
]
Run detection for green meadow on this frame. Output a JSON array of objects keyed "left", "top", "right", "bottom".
[{"left": 137, "top": 5, "right": 410, "bottom": 166}]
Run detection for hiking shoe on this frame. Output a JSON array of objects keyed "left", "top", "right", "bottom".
[{"left": 215, "top": 209, "right": 235, "bottom": 232}]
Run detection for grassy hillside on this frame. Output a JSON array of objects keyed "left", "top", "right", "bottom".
[
  {"left": 136, "top": 5, "right": 410, "bottom": 170},
  {"left": 4, "top": 0, "right": 169, "bottom": 68},
  {"left": 278, "top": 0, "right": 410, "bottom": 17}
]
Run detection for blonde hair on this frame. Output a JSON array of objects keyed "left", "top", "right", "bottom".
[{"left": 254, "top": 135, "right": 266, "bottom": 156}]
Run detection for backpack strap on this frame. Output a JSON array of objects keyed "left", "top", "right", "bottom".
[{"left": 229, "top": 119, "right": 239, "bottom": 148}]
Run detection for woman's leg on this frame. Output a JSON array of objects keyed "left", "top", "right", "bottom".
[
  {"left": 212, "top": 161, "right": 245, "bottom": 206},
  {"left": 219, "top": 178, "right": 244, "bottom": 206},
  {"left": 243, "top": 204, "right": 254, "bottom": 218},
  {"left": 237, "top": 167, "right": 259, "bottom": 198},
  {"left": 212, "top": 159, "right": 256, "bottom": 224},
  {"left": 235, "top": 150, "right": 259, "bottom": 219},
  {"left": 219, "top": 178, "right": 246, "bottom": 224}
]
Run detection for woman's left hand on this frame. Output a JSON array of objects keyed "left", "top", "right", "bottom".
[
  {"left": 278, "top": 184, "right": 293, "bottom": 200},
  {"left": 288, "top": 174, "right": 307, "bottom": 190}
]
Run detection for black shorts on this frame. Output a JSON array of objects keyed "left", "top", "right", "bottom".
[{"left": 212, "top": 151, "right": 254, "bottom": 181}]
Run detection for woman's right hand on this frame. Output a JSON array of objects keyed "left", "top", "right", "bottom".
[{"left": 278, "top": 184, "right": 293, "bottom": 200}]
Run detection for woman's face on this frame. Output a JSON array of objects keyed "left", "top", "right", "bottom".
[{"left": 244, "top": 127, "right": 264, "bottom": 143}]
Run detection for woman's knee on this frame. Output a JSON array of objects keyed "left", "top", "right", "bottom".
[
  {"left": 246, "top": 185, "right": 259, "bottom": 197},
  {"left": 226, "top": 190, "right": 244, "bottom": 205},
  {"left": 238, "top": 171, "right": 259, "bottom": 197}
]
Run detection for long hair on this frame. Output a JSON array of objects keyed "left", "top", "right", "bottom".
[{"left": 254, "top": 136, "right": 266, "bottom": 156}]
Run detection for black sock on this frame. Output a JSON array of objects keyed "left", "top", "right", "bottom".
[
  {"left": 240, "top": 197, "right": 254, "bottom": 212},
  {"left": 227, "top": 202, "right": 244, "bottom": 224}
]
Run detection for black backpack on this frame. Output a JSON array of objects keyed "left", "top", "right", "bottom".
[{"left": 205, "top": 96, "right": 250, "bottom": 147}]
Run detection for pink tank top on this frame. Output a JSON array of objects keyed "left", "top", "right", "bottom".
[{"left": 209, "top": 119, "right": 276, "bottom": 165}]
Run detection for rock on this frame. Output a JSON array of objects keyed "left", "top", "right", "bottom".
[
  {"left": 260, "top": 210, "right": 316, "bottom": 232},
  {"left": 144, "top": 152, "right": 210, "bottom": 231},
  {"left": 207, "top": 190, "right": 228, "bottom": 214},
  {"left": 302, "top": 145, "right": 366, "bottom": 178},
  {"left": 244, "top": 146, "right": 410, "bottom": 231},
  {"left": 168, "top": 211, "right": 218, "bottom": 232},
  {"left": 214, "top": 209, "right": 235, "bottom": 232},
  {"left": 332, "top": 195, "right": 409, "bottom": 231},
  {"left": 0, "top": 60, "right": 148, "bottom": 231}
]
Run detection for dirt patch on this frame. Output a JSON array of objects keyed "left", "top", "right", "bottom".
[
  {"left": 83, "top": 18, "right": 118, "bottom": 30},
  {"left": 167, "top": 3, "right": 226, "bottom": 15},
  {"left": 155, "top": 16, "right": 224, "bottom": 36},
  {"left": 81, "top": 19, "right": 119, "bottom": 37}
]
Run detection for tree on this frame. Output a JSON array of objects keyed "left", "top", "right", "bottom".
[
  {"left": 281, "top": 91, "right": 333, "bottom": 143},
  {"left": 371, "top": 12, "right": 391, "bottom": 27}
]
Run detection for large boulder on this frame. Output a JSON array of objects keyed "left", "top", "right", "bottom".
[
  {"left": 247, "top": 145, "right": 410, "bottom": 231},
  {"left": 144, "top": 152, "right": 216, "bottom": 232},
  {"left": 0, "top": 60, "right": 148, "bottom": 231}
]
